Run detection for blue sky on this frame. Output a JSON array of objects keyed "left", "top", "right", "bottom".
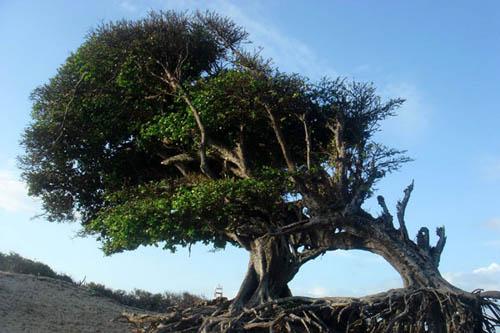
[{"left": 0, "top": 0, "right": 499, "bottom": 298}]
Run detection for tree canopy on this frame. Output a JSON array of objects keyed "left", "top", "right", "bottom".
[{"left": 21, "top": 11, "right": 408, "bottom": 257}]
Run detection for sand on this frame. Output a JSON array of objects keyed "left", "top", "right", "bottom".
[{"left": 0, "top": 271, "right": 147, "bottom": 333}]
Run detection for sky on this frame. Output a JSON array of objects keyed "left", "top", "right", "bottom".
[{"left": 0, "top": 0, "right": 499, "bottom": 299}]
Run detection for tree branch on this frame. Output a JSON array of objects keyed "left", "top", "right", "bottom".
[
  {"left": 343, "top": 166, "right": 379, "bottom": 215},
  {"left": 430, "top": 226, "right": 446, "bottom": 268},
  {"left": 209, "top": 140, "right": 250, "bottom": 179},
  {"left": 299, "top": 114, "right": 311, "bottom": 170},
  {"left": 328, "top": 115, "right": 347, "bottom": 193},
  {"left": 225, "top": 231, "right": 252, "bottom": 251},
  {"left": 297, "top": 232, "right": 367, "bottom": 265},
  {"left": 53, "top": 72, "right": 86, "bottom": 145},
  {"left": 235, "top": 124, "right": 251, "bottom": 177},
  {"left": 377, "top": 195, "right": 394, "bottom": 228},
  {"left": 396, "top": 180, "right": 414, "bottom": 240},
  {"left": 416, "top": 227, "right": 430, "bottom": 251},
  {"left": 160, "top": 153, "right": 195, "bottom": 166},
  {"left": 155, "top": 61, "right": 217, "bottom": 179},
  {"left": 263, "top": 104, "right": 296, "bottom": 172}
]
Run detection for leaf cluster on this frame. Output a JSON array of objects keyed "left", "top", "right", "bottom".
[{"left": 86, "top": 174, "right": 288, "bottom": 253}]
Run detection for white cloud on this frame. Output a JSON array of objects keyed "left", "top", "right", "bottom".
[
  {"left": 379, "top": 82, "right": 430, "bottom": 143},
  {"left": 308, "top": 286, "right": 329, "bottom": 297},
  {"left": 444, "top": 262, "right": 500, "bottom": 291},
  {"left": 119, "top": 0, "right": 138, "bottom": 12},
  {"left": 156, "top": 0, "right": 335, "bottom": 79},
  {"left": 0, "top": 169, "right": 38, "bottom": 213},
  {"left": 473, "top": 263, "right": 500, "bottom": 275},
  {"left": 484, "top": 218, "right": 500, "bottom": 230}
]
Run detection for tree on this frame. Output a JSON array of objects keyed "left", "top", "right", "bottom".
[{"left": 21, "top": 11, "right": 499, "bottom": 332}]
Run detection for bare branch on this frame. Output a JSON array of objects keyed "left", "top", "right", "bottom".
[
  {"left": 263, "top": 104, "right": 296, "bottom": 172},
  {"left": 225, "top": 231, "right": 251, "bottom": 251},
  {"left": 160, "top": 153, "right": 195, "bottom": 166},
  {"left": 344, "top": 166, "right": 379, "bottom": 215},
  {"left": 297, "top": 232, "right": 367, "bottom": 265},
  {"left": 377, "top": 195, "right": 394, "bottom": 228},
  {"left": 416, "top": 227, "right": 430, "bottom": 251},
  {"left": 209, "top": 139, "right": 250, "bottom": 179},
  {"left": 299, "top": 114, "right": 311, "bottom": 170},
  {"left": 327, "top": 115, "right": 348, "bottom": 196},
  {"left": 156, "top": 61, "right": 217, "bottom": 179},
  {"left": 396, "top": 180, "right": 414, "bottom": 240},
  {"left": 430, "top": 226, "right": 446, "bottom": 267},
  {"left": 271, "top": 218, "right": 332, "bottom": 237},
  {"left": 234, "top": 125, "right": 251, "bottom": 177}
]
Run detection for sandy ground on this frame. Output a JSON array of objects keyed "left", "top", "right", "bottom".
[{"left": 0, "top": 271, "right": 149, "bottom": 333}]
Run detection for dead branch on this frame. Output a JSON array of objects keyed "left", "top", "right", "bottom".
[
  {"left": 396, "top": 180, "right": 413, "bottom": 240},
  {"left": 377, "top": 195, "right": 394, "bottom": 228}
]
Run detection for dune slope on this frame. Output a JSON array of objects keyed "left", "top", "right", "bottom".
[{"left": 0, "top": 271, "right": 144, "bottom": 333}]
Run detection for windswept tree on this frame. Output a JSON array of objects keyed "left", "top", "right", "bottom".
[{"left": 21, "top": 11, "right": 499, "bottom": 332}]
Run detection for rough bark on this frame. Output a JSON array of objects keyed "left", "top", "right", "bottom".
[
  {"left": 314, "top": 183, "right": 455, "bottom": 291},
  {"left": 302, "top": 216, "right": 454, "bottom": 292},
  {"left": 355, "top": 221, "right": 454, "bottom": 290},
  {"left": 231, "top": 235, "right": 299, "bottom": 310}
]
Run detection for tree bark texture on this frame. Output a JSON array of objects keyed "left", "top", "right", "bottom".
[{"left": 231, "top": 235, "right": 299, "bottom": 309}]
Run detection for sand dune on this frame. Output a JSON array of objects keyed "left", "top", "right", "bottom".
[{"left": 0, "top": 271, "right": 147, "bottom": 333}]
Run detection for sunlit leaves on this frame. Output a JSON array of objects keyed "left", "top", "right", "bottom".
[{"left": 86, "top": 177, "right": 286, "bottom": 254}]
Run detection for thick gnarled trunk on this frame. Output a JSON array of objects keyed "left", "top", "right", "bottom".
[
  {"left": 320, "top": 215, "right": 455, "bottom": 292},
  {"left": 231, "top": 235, "right": 298, "bottom": 309},
  {"left": 363, "top": 225, "right": 454, "bottom": 290},
  {"left": 321, "top": 183, "right": 456, "bottom": 292}
]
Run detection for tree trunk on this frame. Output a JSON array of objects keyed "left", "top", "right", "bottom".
[
  {"left": 328, "top": 217, "right": 458, "bottom": 292},
  {"left": 364, "top": 227, "right": 454, "bottom": 290},
  {"left": 230, "top": 235, "right": 298, "bottom": 309}
]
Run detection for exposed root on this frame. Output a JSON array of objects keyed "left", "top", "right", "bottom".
[
  {"left": 119, "top": 289, "right": 500, "bottom": 333},
  {"left": 116, "top": 297, "right": 231, "bottom": 333}
]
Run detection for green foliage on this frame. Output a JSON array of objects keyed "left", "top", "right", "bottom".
[
  {"left": 20, "top": 11, "right": 233, "bottom": 223},
  {"left": 86, "top": 175, "right": 288, "bottom": 254},
  {"left": 20, "top": 10, "right": 408, "bottom": 257},
  {"left": 0, "top": 252, "right": 74, "bottom": 283}
]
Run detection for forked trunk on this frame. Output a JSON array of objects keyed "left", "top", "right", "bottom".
[{"left": 231, "top": 235, "right": 298, "bottom": 309}]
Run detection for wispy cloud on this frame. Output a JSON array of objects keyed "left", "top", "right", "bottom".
[
  {"left": 379, "top": 82, "right": 430, "bottom": 144},
  {"left": 308, "top": 286, "right": 329, "bottom": 297},
  {"left": 484, "top": 218, "right": 500, "bottom": 231},
  {"left": 444, "top": 262, "right": 500, "bottom": 291},
  {"left": 479, "top": 156, "right": 500, "bottom": 182},
  {"left": 0, "top": 168, "right": 38, "bottom": 213},
  {"left": 473, "top": 263, "right": 500, "bottom": 275},
  {"left": 119, "top": 1, "right": 138, "bottom": 12},
  {"left": 151, "top": 0, "right": 335, "bottom": 79}
]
